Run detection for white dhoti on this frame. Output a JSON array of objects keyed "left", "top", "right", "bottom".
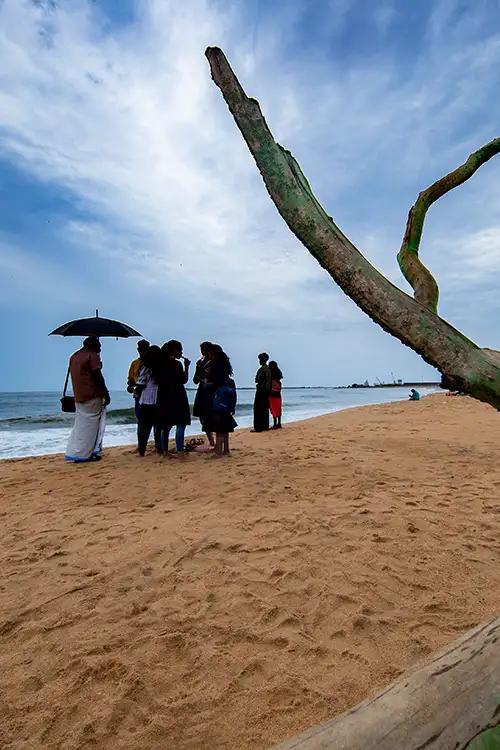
[{"left": 65, "top": 398, "right": 106, "bottom": 462}]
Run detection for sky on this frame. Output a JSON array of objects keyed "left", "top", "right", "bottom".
[{"left": 1, "top": 0, "right": 500, "bottom": 390}]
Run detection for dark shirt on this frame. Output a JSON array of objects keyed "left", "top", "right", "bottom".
[{"left": 255, "top": 364, "right": 271, "bottom": 391}]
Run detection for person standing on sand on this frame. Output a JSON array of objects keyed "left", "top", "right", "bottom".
[
  {"left": 134, "top": 345, "right": 162, "bottom": 456},
  {"left": 204, "top": 344, "right": 237, "bottom": 457},
  {"left": 127, "top": 339, "right": 150, "bottom": 420},
  {"left": 193, "top": 341, "right": 215, "bottom": 447},
  {"left": 269, "top": 360, "right": 283, "bottom": 429},
  {"left": 253, "top": 352, "right": 271, "bottom": 432},
  {"left": 157, "top": 340, "right": 191, "bottom": 456},
  {"left": 65, "top": 336, "right": 110, "bottom": 463}
]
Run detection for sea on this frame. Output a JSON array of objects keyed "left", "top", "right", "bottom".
[{"left": 0, "top": 386, "right": 441, "bottom": 460}]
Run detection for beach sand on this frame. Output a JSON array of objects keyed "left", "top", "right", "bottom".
[{"left": 1, "top": 394, "right": 500, "bottom": 749}]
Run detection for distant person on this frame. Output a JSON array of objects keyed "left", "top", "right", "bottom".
[
  {"left": 253, "top": 352, "right": 271, "bottom": 432},
  {"left": 269, "top": 360, "right": 283, "bottom": 429},
  {"left": 193, "top": 341, "right": 215, "bottom": 447},
  {"left": 134, "top": 345, "right": 162, "bottom": 456},
  {"left": 65, "top": 336, "right": 110, "bottom": 462},
  {"left": 127, "top": 339, "right": 150, "bottom": 419},
  {"left": 204, "top": 344, "right": 237, "bottom": 456},
  {"left": 157, "top": 340, "right": 191, "bottom": 456},
  {"left": 409, "top": 388, "right": 420, "bottom": 401}
]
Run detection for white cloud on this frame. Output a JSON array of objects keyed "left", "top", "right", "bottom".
[{"left": 0, "top": 0, "right": 499, "bottom": 347}]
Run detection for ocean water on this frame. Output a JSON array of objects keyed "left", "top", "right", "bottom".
[
  {"left": 0, "top": 386, "right": 441, "bottom": 461},
  {"left": 0, "top": 386, "right": 440, "bottom": 460}
]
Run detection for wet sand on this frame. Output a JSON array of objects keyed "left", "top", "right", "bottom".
[{"left": 1, "top": 394, "right": 500, "bottom": 749}]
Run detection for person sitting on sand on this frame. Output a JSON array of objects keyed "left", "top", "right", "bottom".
[
  {"left": 65, "top": 337, "right": 110, "bottom": 463},
  {"left": 253, "top": 352, "right": 271, "bottom": 432},
  {"left": 127, "top": 339, "right": 150, "bottom": 419},
  {"left": 193, "top": 341, "right": 215, "bottom": 447},
  {"left": 409, "top": 388, "right": 421, "bottom": 401},
  {"left": 157, "top": 340, "right": 191, "bottom": 457},
  {"left": 204, "top": 344, "right": 237, "bottom": 457},
  {"left": 269, "top": 360, "right": 283, "bottom": 429},
  {"left": 134, "top": 345, "right": 163, "bottom": 457}
]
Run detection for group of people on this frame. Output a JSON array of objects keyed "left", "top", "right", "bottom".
[
  {"left": 127, "top": 339, "right": 237, "bottom": 458},
  {"left": 64, "top": 337, "right": 283, "bottom": 463}
]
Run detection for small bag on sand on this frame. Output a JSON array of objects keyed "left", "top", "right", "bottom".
[{"left": 60, "top": 363, "right": 75, "bottom": 413}]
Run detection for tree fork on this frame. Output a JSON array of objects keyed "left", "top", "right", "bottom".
[
  {"left": 205, "top": 46, "right": 500, "bottom": 410},
  {"left": 397, "top": 138, "right": 500, "bottom": 313}
]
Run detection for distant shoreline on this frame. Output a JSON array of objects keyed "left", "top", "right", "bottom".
[
  {"left": 0, "top": 382, "right": 442, "bottom": 394},
  {"left": 341, "top": 381, "right": 441, "bottom": 390}
]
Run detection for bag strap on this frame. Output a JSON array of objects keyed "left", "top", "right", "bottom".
[{"left": 62, "top": 362, "right": 71, "bottom": 397}]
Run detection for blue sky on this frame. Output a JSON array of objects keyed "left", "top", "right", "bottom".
[{"left": 1, "top": 0, "right": 500, "bottom": 390}]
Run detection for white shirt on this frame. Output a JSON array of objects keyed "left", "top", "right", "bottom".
[{"left": 137, "top": 366, "right": 158, "bottom": 406}]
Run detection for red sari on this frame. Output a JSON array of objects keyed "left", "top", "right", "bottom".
[{"left": 269, "top": 379, "right": 282, "bottom": 418}]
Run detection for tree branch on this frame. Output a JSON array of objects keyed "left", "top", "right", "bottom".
[
  {"left": 397, "top": 138, "right": 500, "bottom": 312},
  {"left": 205, "top": 46, "right": 500, "bottom": 410}
]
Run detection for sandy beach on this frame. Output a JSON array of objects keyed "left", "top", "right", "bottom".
[{"left": 1, "top": 394, "right": 500, "bottom": 749}]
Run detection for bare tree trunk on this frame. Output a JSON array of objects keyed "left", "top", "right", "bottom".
[
  {"left": 271, "top": 616, "right": 500, "bottom": 750},
  {"left": 205, "top": 47, "right": 500, "bottom": 410}
]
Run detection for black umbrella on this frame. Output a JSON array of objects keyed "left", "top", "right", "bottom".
[{"left": 49, "top": 310, "right": 141, "bottom": 338}]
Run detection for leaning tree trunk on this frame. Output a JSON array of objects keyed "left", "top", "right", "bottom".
[
  {"left": 205, "top": 47, "right": 500, "bottom": 410},
  {"left": 271, "top": 616, "right": 500, "bottom": 750}
]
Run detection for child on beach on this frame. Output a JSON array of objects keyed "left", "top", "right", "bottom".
[{"left": 269, "top": 360, "right": 283, "bottom": 429}]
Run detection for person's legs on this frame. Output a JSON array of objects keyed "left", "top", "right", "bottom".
[
  {"left": 223, "top": 433, "right": 230, "bottom": 454},
  {"left": 259, "top": 390, "right": 270, "bottom": 431},
  {"left": 277, "top": 415, "right": 282, "bottom": 428},
  {"left": 214, "top": 432, "right": 224, "bottom": 456},
  {"left": 175, "top": 424, "right": 186, "bottom": 453},
  {"left": 137, "top": 405, "right": 154, "bottom": 456},
  {"left": 200, "top": 416, "right": 215, "bottom": 447},
  {"left": 93, "top": 403, "right": 107, "bottom": 456},
  {"left": 253, "top": 391, "right": 260, "bottom": 431},
  {"left": 153, "top": 422, "right": 162, "bottom": 454},
  {"left": 161, "top": 425, "right": 171, "bottom": 454},
  {"left": 66, "top": 398, "right": 104, "bottom": 462}
]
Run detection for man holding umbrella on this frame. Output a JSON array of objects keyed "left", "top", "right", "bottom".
[
  {"left": 50, "top": 310, "right": 141, "bottom": 462},
  {"left": 65, "top": 337, "right": 110, "bottom": 462}
]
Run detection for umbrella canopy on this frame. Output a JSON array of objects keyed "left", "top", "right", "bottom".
[{"left": 49, "top": 311, "right": 141, "bottom": 338}]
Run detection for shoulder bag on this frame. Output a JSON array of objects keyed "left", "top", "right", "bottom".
[{"left": 60, "top": 363, "right": 76, "bottom": 413}]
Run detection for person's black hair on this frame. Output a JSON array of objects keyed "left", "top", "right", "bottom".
[
  {"left": 163, "top": 339, "right": 182, "bottom": 357},
  {"left": 200, "top": 341, "right": 212, "bottom": 353},
  {"left": 143, "top": 345, "right": 162, "bottom": 383},
  {"left": 137, "top": 339, "right": 150, "bottom": 353},
  {"left": 83, "top": 336, "right": 100, "bottom": 351},
  {"left": 269, "top": 361, "right": 283, "bottom": 380},
  {"left": 258, "top": 352, "right": 269, "bottom": 363},
  {"left": 211, "top": 344, "right": 233, "bottom": 377}
]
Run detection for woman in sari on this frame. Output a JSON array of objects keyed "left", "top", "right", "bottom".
[{"left": 269, "top": 361, "right": 283, "bottom": 429}]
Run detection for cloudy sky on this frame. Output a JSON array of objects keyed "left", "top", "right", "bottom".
[{"left": 1, "top": 0, "right": 499, "bottom": 390}]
